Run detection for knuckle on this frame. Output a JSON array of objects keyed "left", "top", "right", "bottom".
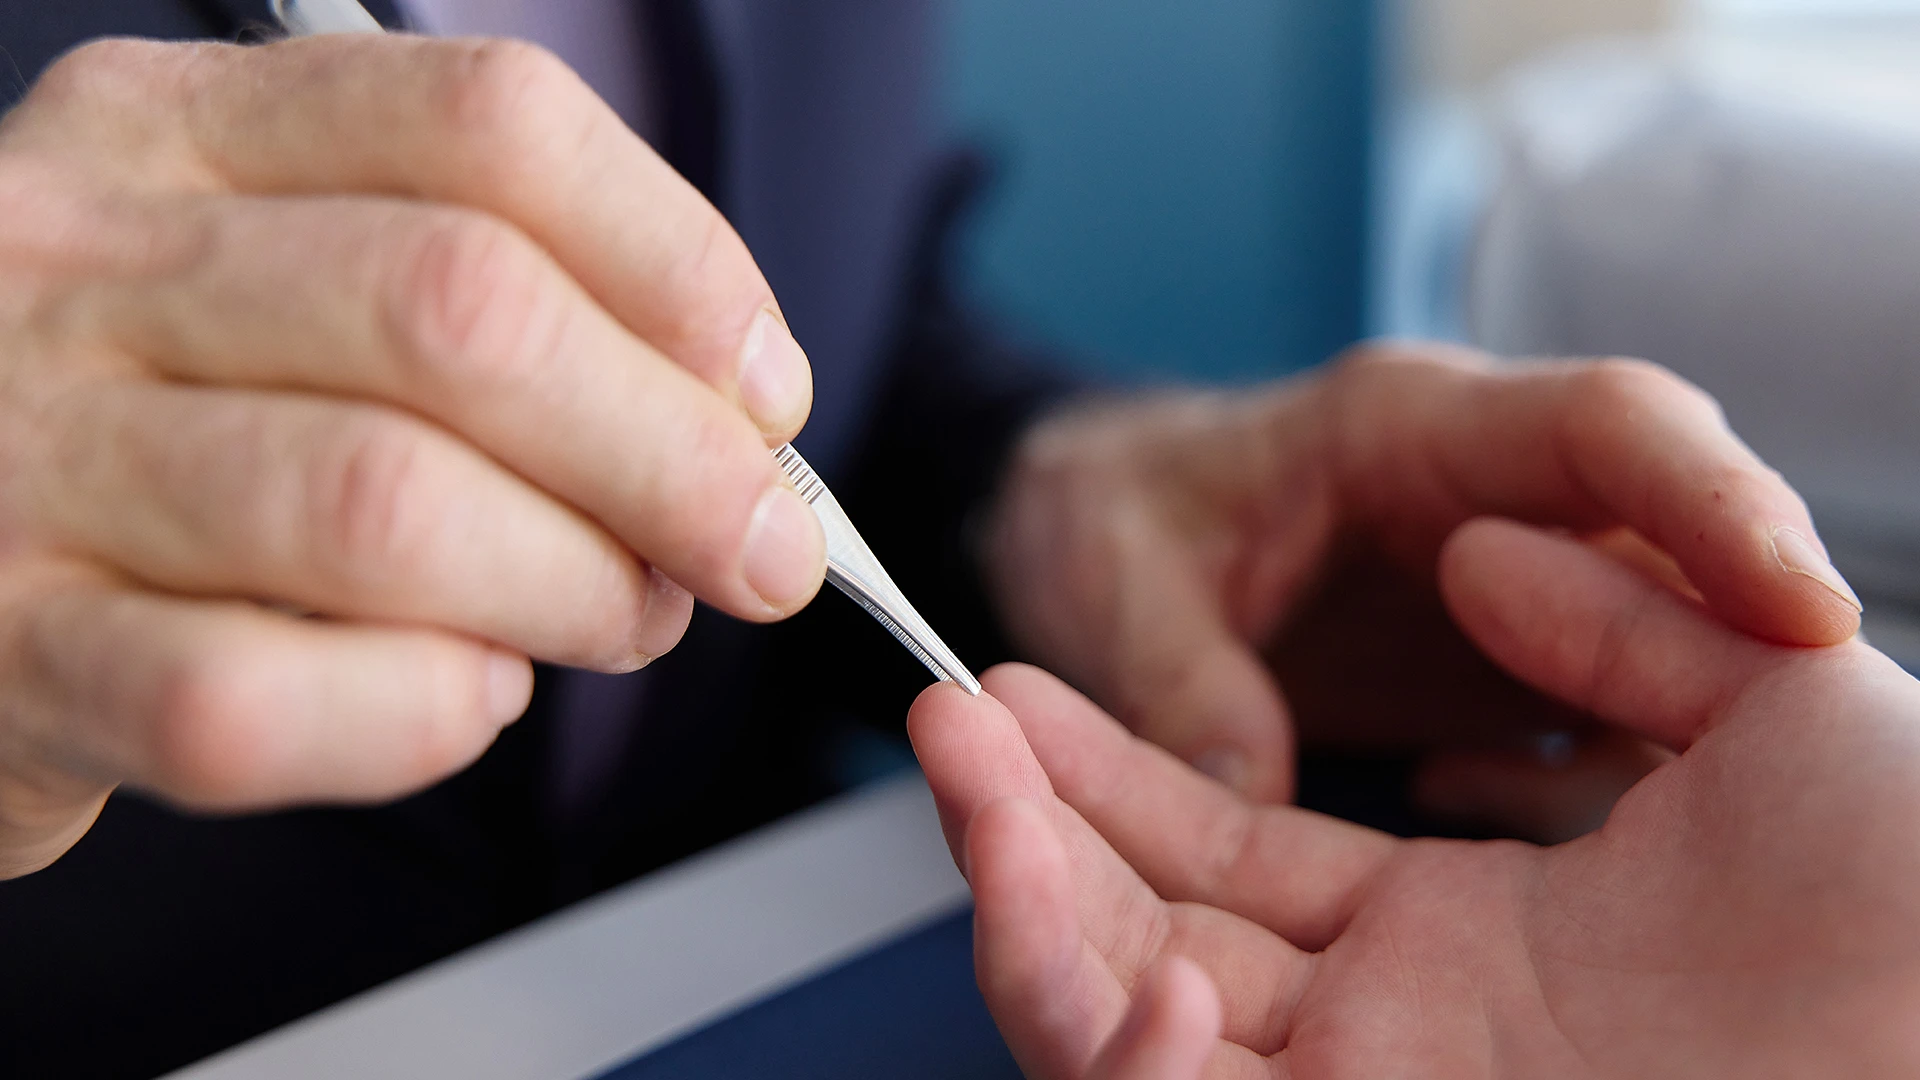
[
  {"left": 307, "top": 416, "right": 445, "bottom": 580},
  {"left": 1575, "top": 357, "right": 1716, "bottom": 417},
  {"left": 1561, "top": 358, "right": 1725, "bottom": 449},
  {"left": 1328, "top": 343, "right": 1414, "bottom": 383},
  {"left": 437, "top": 39, "right": 596, "bottom": 172},
  {"left": 29, "top": 39, "right": 178, "bottom": 112},
  {"left": 1326, "top": 340, "right": 1484, "bottom": 387},
  {"left": 651, "top": 209, "right": 762, "bottom": 356},
  {"left": 389, "top": 211, "right": 569, "bottom": 392},
  {"left": 1322, "top": 345, "right": 1405, "bottom": 395}
]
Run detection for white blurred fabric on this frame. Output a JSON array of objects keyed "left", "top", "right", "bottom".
[{"left": 1470, "top": 36, "right": 1920, "bottom": 647}]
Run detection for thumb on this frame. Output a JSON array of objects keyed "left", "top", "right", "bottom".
[
  {"left": 1102, "top": 561, "right": 1294, "bottom": 802},
  {"left": 1087, "top": 956, "right": 1223, "bottom": 1080},
  {"left": 1437, "top": 516, "right": 1776, "bottom": 749}
]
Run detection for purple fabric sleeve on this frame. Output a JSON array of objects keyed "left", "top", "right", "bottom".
[{"left": 401, "top": 0, "right": 656, "bottom": 141}]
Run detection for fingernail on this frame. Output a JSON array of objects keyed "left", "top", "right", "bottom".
[
  {"left": 738, "top": 307, "right": 813, "bottom": 435},
  {"left": 630, "top": 567, "right": 693, "bottom": 667},
  {"left": 486, "top": 652, "right": 533, "bottom": 727},
  {"left": 1193, "top": 748, "right": 1251, "bottom": 793},
  {"left": 1770, "top": 526, "right": 1863, "bottom": 613},
  {"left": 743, "top": 485, "right": 825, "bottom": 611}
]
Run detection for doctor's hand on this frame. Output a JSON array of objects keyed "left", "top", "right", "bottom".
[
  {"left": 981, "top": 343, "right": 1862, "bottom": 831},
  {"left": 913, "top": 521, "right": 1920, "bottom": 1079},
  {"left": 0, "top": 35, "right": 824, "bottom": 877}
]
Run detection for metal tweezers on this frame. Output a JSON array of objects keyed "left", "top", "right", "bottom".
[
  {"left": 278, "top": 0, "right": 982, "bottom": 694},
  {"left": 772, "top": 445, "right": 980, "bottom": 694}
]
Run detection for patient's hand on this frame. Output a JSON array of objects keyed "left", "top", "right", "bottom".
[
  {"left": 983, "top": 344, "right": 1864, "bottom": 833},
  {"left": 913, "top": 519, "right": 1920, "bottom": 1079}
]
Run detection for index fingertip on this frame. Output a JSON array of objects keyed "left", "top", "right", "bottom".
[
  {"left": 1702, "top": 523, "right": 1864, "bottom": 648},
  {"left": 1764, "top": 525, "right": 1864, "bottom": 644},
  {"left": 908, "top": 675, "right": 1004, "bottom": 736}
]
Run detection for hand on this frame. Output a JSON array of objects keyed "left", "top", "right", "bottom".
[
  {"left": 982, "top": 343, "right": 1864, "bottom": 828},
  {"left": 913, "top": 519, "right": 1920, "bottom": 1078},
  {"left": 1080, "top": 956, "right": 1221, "bottom": 1080},
  {"left": 0, "top": 36, "right": 826, "bottom": 876}
]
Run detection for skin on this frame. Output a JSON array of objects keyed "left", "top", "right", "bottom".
[
  {"left": 0, "top": 39, "right": 1864, "bottom": 884},
  {"left": 983, "top": 342, "right": 1865, "bottom": 832},
  {"left": 0, "top": 35, "right": 827, "bottom": 877},
  {"left": 912, "top": 519, "right": 1920, "bottom": 1079}
]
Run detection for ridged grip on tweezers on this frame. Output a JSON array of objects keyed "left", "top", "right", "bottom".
[{"left": 774, "top": 444, "right": 981, "bottom": 696}]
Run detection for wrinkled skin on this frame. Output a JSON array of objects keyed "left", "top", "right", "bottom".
[
  {"left": 916, "top": 519, "right": 1920, "bottom": 1079},
  {"left": 0, "top": 35, "right": 827, "bottom": 877},
  {"left": 983, "top": 344, "right": 1864, "bottom": 836}
]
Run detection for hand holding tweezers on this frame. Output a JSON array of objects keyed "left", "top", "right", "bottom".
[{"left": 275, "top": 0, "right": 981, "bottom": 695}]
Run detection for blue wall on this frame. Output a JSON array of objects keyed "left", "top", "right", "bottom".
[{"left": 944, "top": 0, "right": 1377, "bottom": 382}]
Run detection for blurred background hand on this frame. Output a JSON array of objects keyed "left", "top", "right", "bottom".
[
  {"left": 981, "top": 341, "right": 1861, "bottom": 832},
  {"left": 917, "top": 517, "right": 1920, "bottom": 1078}
]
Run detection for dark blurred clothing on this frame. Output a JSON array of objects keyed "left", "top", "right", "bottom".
[{"left": 0, "top": 2, "right": 1070, "bottom": 1077}]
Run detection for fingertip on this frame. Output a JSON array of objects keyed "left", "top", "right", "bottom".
[
  {"left": 736, "top": 308, "right": 814, "bottom": 440},
  {"left": 740, "top": 484, "right": 826, "bottom": 617},
  {"left": 907, "top": 676, "right": 1011, "bottom": 757},
  {"left": 1195, "top": 732, "right": 1294, "bottom": 804},
  {"left": 1436, "top": 517, "right": 1571, "bottom": 653},
  {"left": 630, "top": 567, "right": 694, "bottom": 666},
  {"left": 483, "top": 647, "right": 534, "bottom": 728},
  {"left": 1760, "top": 525, "right": 1863, "bottom": 645},
  {"left": 907, "top": 669, "right": 1055, "bottom": 863},
  {"left": 1129, "top": 648, "right": 1295, "bottom": 804},
  {"left": 1154, "top": 955, "right": 1224, "bottom": 1039},
  {"left": 1091, "top": 955, "right": 1222, "bottom": 1080}
]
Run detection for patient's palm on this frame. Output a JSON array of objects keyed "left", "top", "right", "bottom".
[
  {"left": 913, "top": 524, "right": 1920, "bottom": 1079},
  {"left": 1287, "top": 692, "right": 1920, "bottom": 1077}
]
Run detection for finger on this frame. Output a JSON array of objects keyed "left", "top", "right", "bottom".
[
  {"left": 1438, "top": 517, "right": 1780, "bottom": 748},
  {"left": 983, "top": 664, "right": 1396, "bottom": 952},
  {"left": 4, "top": 576, "right": 531, "bottom": 811},
  {"left": 29, "top": 381, "right": 691, "bottom": 672},
  {"left": 16, "top": 35, "right": 812, "bottom": 437},
  {"left": 911, "top": 681, "right": 1176, "bottom": 974},
  {"left": 1097, "top": 504, "right": 1294, "bottom": 802},
  {"left": 1412, "top": 733, "right": 1674, "bottom": 844},
  {"left": 0, "top": 762, "right": 112, "bottom": 880},
  {"left": 1586, "top": 527, "right": 1701, "bottom": 602},
  {"left": 1328, "top": 345, "right": 1861, "bottom": 646},
  {"left": 65, "top": 195, "right": 824, "bottom": 622},
  {"left": 912, "top": 676, "right": 1311, "bottom": 1052},
  {"left": 969, "top": 798, "right": 1131, "bottom": 1080},
  {"left": 1087, "top": 956, "right": 1225, "bottom": 1080}
]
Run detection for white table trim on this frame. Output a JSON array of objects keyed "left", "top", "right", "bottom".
[{"left": 165, "top": 773, "right": 969, "bottom": 1080}]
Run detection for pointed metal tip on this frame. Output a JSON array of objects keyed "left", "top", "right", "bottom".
[{"left": 953, "top": 668, "right": 982, "bottom": 697}]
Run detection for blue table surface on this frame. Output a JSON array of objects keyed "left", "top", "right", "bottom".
[{"left": 599, "top": 908, "right": 1022, "bottom": 1080}]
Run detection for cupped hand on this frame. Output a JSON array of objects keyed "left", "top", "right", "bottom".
[
  {"left": 982, "top": 343, "right": 1864, "bottom": 820},
  {"left": 0, "top": 36, "right": 824, "bottom": 875},
  {"left": 914, "top": 519, "right": 1920, "bottom": 1078}
]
